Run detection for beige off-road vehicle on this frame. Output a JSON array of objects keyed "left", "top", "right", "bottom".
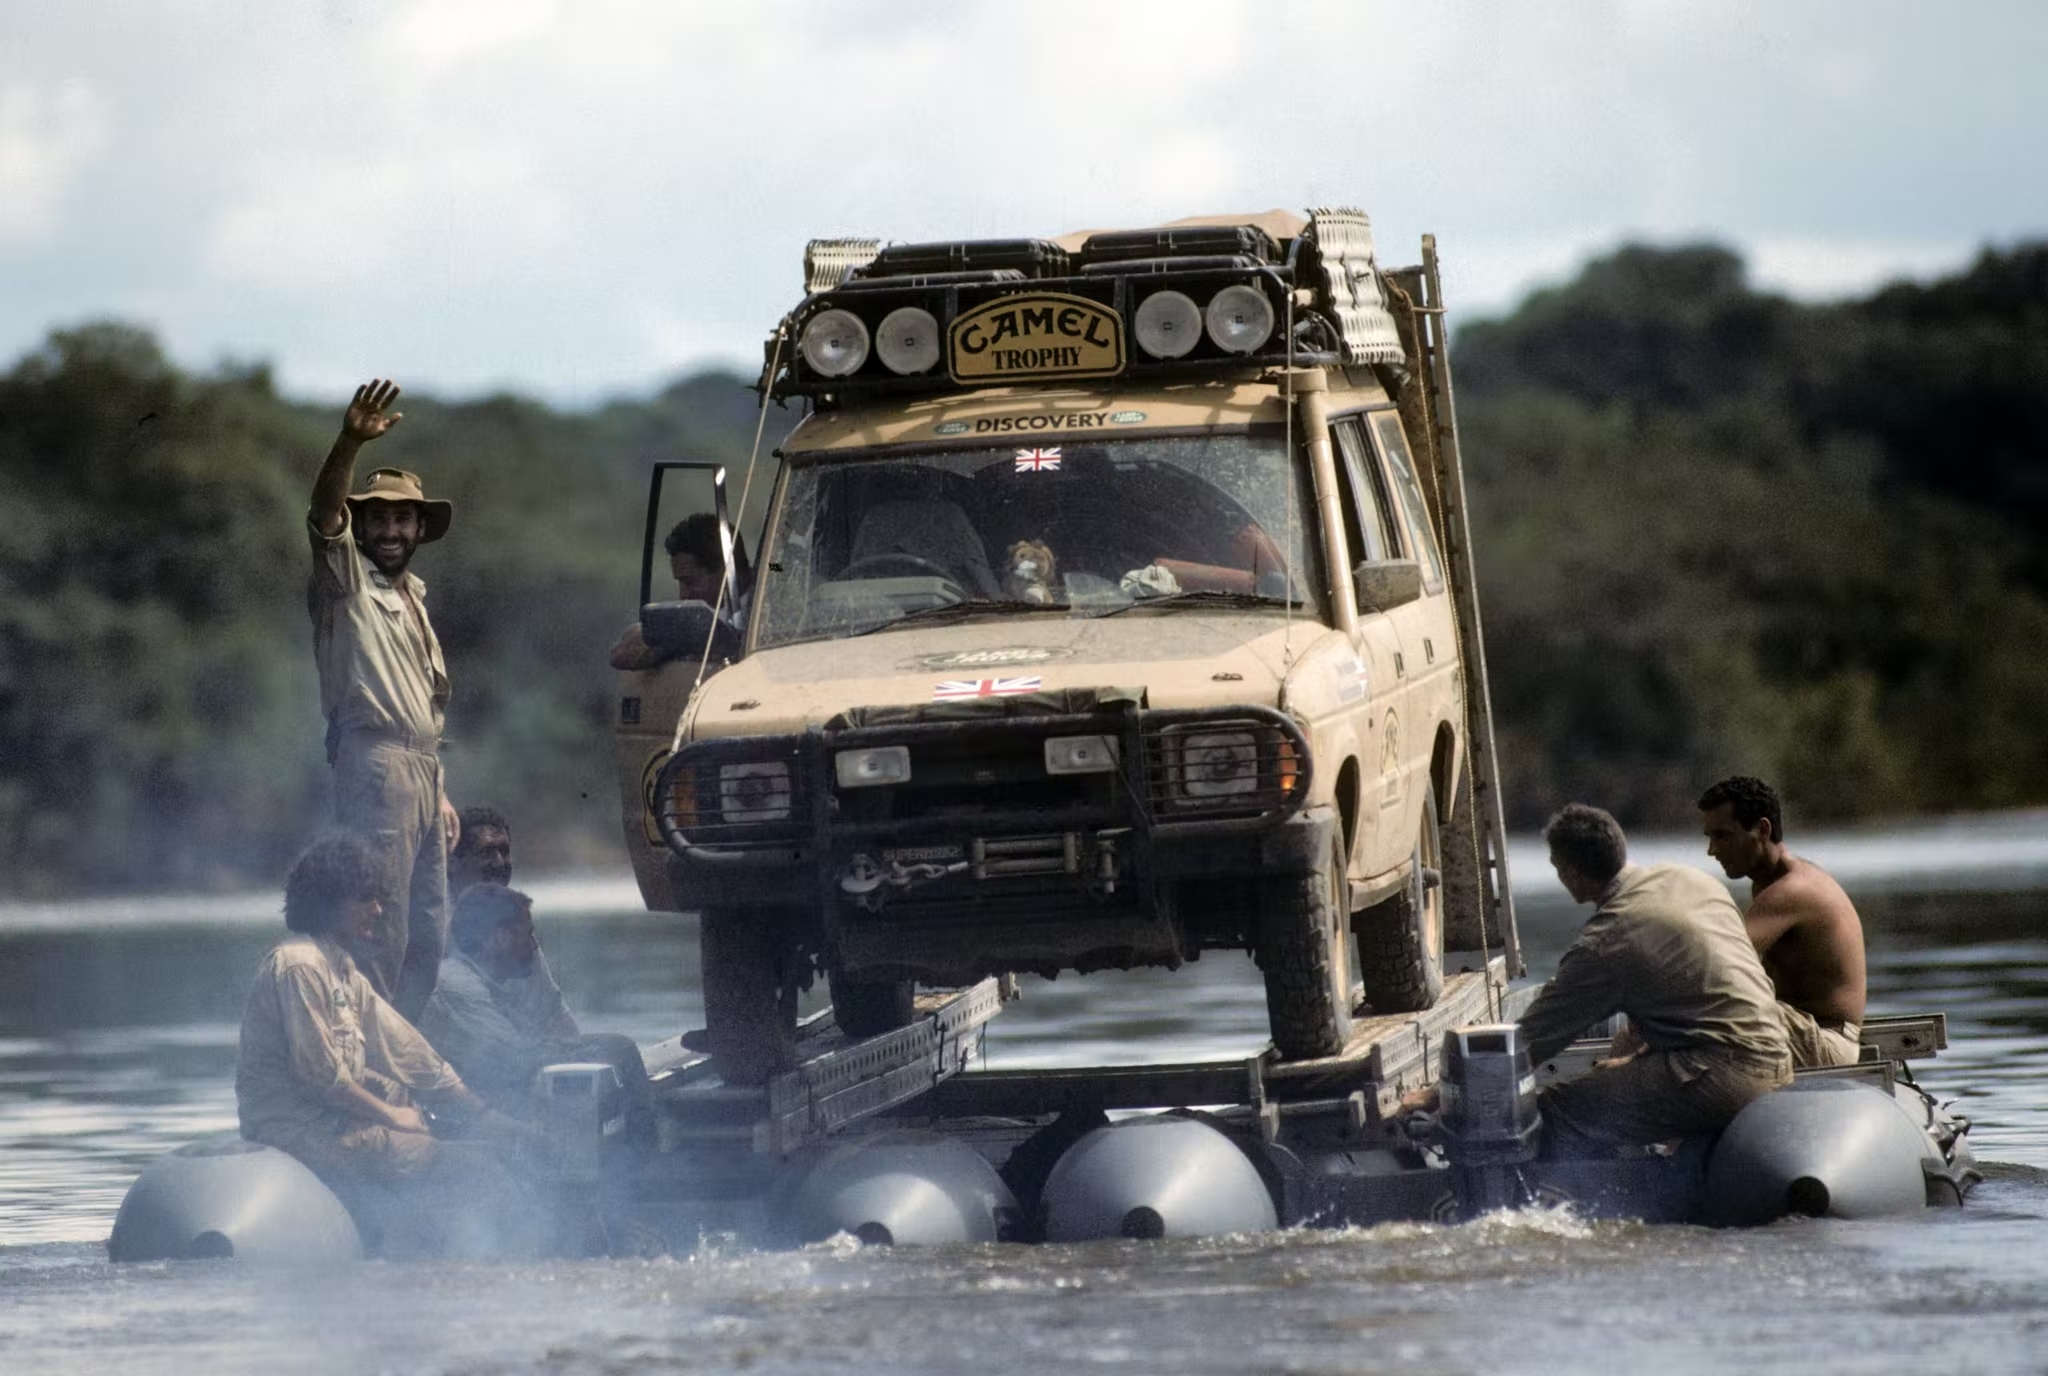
[{"left": 613, "top": 209, "right": 1517, "bottom": 1083}]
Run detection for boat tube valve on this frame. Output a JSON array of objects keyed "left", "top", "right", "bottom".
[{"left": 1439, "top": 1025, "right": 1542, "bottom": 1216}]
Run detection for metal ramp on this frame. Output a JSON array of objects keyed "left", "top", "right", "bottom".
[
  {"left": 910, "top": 959, "right": 1522, "bottom": 1135},
  {"left": 642, "top": 978, "right": 1007, "bottom": 1155}
]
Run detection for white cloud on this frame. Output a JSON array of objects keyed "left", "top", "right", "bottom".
[
  {"left": 0, "top": 80, "right": 107, "bottom": 243},
  {"left": 0, "top": 0, "right": 2043, "bottom": 400},
  {"left": 1746, "top": 234, "right": 1974, "bottom": 301}
]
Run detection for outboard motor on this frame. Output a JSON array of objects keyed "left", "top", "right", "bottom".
[
  {"left": 536, "top": 1061, "right": 630, "bottom": 1184},
  {"left": 532, "top": 1061, "right": 633, "bottom": 1256},
  {"left": 1438, "top": 1025, "right": 1542, "bottom": 1217}
]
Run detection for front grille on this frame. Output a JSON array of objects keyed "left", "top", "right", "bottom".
[
  {"left": 658, "top": 705, "right": 1310, "bottom": 860},
  {"left": 833, "top": 731, "right": 1119, "bottom": 825}
]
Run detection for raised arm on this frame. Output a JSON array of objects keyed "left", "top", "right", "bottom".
[{"left": 311, "top": 379, "right": 404, "bottom": 537}]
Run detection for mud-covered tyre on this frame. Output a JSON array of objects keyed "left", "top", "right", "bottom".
[
  {"left": 1357, "top": 782, "right": 1446, "bottom": 1014},
  {"left": 829, "top": 968, "right": 917, "bottom": 1040},
  {"left": 699, "top": 908, "right": 796, "bottom": 1086},
  {"left": 1260, "top": 830, "right": 1356, "bottom": 1060}
]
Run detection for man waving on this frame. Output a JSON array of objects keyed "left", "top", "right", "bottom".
[{"left": 307, "top": 378, "right": 461, "bottom": 1020}]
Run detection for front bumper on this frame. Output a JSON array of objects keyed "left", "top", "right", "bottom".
[{"left": 654, "top": 705, "right": 1314, "bottom": 967}]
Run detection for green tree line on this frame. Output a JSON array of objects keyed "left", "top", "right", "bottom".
[
  {"left": 1, "top": 242, "right": 2043, "bottom": 894},
  {"left": 1457, "top": 243, "right": 2048, "bottom": 827}
]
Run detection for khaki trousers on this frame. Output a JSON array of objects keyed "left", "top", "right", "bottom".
[
  {"left": 333, "top": 731, "right": 448, "bottom": 1021},
  {"left": 1779, "top": 1001, "right": 1862, "bottom": 1068},
  {"left": 1539, "top": 1045, "right": 1792, "bottom": 1158}
]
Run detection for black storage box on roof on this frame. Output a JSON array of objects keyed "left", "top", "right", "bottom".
[
  {"left": 836, "top": 268, "right": 1027, "bottom": 292},
  {"left": 863, "top": 239, "right": 1071, "bottom": 280},
  {"left": 1080, "top": 255, "right": 1266, "bottom": 276},
  {"left": 1079, "top": 224, "right": 1279, "bottom": 266}
]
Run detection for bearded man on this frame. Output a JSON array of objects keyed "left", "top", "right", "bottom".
[{"left": 308, "top": 378, "right": 460, "bottom": 1020}]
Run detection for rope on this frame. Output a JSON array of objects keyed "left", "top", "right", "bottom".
[
  {"left": 1282, "top": 284, "right": 1295, "bottom": 668},
  {"left": 693, "top": 325, "right": 787, "bottom": 692}
]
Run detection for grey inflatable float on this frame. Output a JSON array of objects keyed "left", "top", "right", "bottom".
[
  {"left": 1040, "top": 1115, "right": 1278, "bottom": 1242},
  {"left": 108, "top": 1135, "right": 360, "bottom": 1264},
  {"left": 1702, "top": 1078, "right": 1956, "bottom": 1225},
  {"left": 781, "top": 1130, "right": 1019, "bottom": 1246}
]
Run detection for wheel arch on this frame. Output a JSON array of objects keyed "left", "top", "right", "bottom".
[
  {"left": 1429, "top": 721, "right": 1459, "bottom": 824},
  {"left": 1335, "top": 756, "right": 1361, "bottom": 866}
]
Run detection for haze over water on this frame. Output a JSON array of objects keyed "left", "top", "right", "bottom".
[{"left": 3, "top": 811, "right": 2046, "bottom": 1374}]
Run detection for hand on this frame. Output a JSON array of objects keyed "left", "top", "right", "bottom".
[
  {"left": 385, "top": 1104, "right": 428, "bottom": 1135},
  {"left": 441, "top": 794, "right": 461, "bottom": 855},
  {"left": 1398, "top": 1084, "right": 1441, "bottom": 1116},
  {"left": 342, "top": 379, "right": 404, "bottom": 444}
]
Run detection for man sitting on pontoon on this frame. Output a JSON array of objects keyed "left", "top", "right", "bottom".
[{"left": 1700, "top": 775, "right": 1868, "bottom": 1068}]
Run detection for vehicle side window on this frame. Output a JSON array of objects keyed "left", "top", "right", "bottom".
[
  {"left": 1333, "top": 418, "right": 1398, "bottom": 565},
  {"left": 1325, "top": 424, "right": 1370, "bottom": 574},
  {"left": 1370, "top": 412, "right": 1444, "bottom": 595}
]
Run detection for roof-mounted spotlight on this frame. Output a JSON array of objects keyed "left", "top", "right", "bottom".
[
  {"left": 875, "top": 306, "right": 941, "bottom": 375},
  {"left": 1133, "top": 290, "right": 1201, "bottom": 359},
  {"left": 1204, "top": 284, "right": 1275, "bottom": 355},
  {"left": 800, "top": 308, "right": 871, "bottom": 378}
]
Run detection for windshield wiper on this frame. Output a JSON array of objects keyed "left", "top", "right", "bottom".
[
  {"left": 847, "top": 598, "right": 1073, "bottom": 636},
  {"left": 1092, "top": 589, "right": 1305, "bottom": 618}
]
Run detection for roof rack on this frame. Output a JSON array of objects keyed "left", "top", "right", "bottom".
[{"left": 768, "top": 207, "right": 1408, "bottom": 403}]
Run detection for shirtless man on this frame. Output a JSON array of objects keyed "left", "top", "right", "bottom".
[{"left": 1698, "top": 775, "right": 1867, "bottom": 1068}]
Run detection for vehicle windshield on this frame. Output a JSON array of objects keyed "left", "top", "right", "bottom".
[{"left": 751, "top": 429, "right": 1325, "bottom": 649}]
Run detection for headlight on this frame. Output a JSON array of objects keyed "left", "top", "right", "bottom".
[
  {"left": 799, "top": 308, "right": 870, "bottom": 378},
  {"left": 1133, "top": 290, "right": 1200, "bottom": 359},
  {"left": 1204, "top": 284, "right": 1275, "bottom": 355},
  {"left": 1178, "top": 730, "right": 1259, "bottom": 797},
  {"left": 719, "top": 762, "right": 792, "bottom": 822},
  {"left": 875, "top": 306, "right": 940, "bottom": 375},
  {"left": 835, "top": 745, "right": 911, "bottom": 788},
  {"left": 1045, "top": 734, "right": 1120, "bottom": 775}
]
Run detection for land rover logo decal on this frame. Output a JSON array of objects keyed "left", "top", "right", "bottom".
[
  {"left": 949, "top": 292, "right": 1125, "bottom": 384},
  {"left": 1109, "top": 410, "right": 1147, "bottom": 424},
  {"left": 909, "top": 646, "right": 1068, "bottom": 670},
  {"left": 932, "top": 420, "right": 971, "bottom": 435}
]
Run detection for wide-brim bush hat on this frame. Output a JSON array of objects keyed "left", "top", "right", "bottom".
[{"left": 345, "top": 468, "right": 452, "bottom": 543}]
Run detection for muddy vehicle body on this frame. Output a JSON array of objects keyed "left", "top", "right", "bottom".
[{"left": 614, "top": 209, "right": 1517, "bottom": 1082}]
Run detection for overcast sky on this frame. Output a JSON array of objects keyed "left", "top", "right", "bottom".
[{"left": 4, "top": 1, "right": 2043, "bottom": 407}]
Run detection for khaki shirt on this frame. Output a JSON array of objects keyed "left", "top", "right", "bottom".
[
  {"left": 307, "top": 511, "right": 450, "bottom": 747},
  {"left": 1518, "top": 864, "right": 1790, "bottom": 1067},
  {"left": 235, "top": 934, "right": 463, "bottom": 1149}
]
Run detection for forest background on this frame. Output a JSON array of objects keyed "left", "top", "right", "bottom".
[{"left": 4, "top": 242, "right": 2045, "bottom": 896}]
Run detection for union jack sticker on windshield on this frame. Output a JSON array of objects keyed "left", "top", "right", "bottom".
[
  {"left": 1014, "top": 447, "right": 1061, "bottom": 473},
  {"left": 933, "top": 676, "right": 1043, "bottom": 700}
]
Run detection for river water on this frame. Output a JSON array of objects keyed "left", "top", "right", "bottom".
[{"left": 3, "top": 812, "right": 2046, "bottom": 1374}]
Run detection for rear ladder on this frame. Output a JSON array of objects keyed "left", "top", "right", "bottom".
[{"left": 1388, "top": 237, "right": 1521, "bottom": 977}]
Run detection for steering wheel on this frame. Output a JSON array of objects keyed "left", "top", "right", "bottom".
[{"left": 842, "top": 552, "right": 960, "bottom": 585}]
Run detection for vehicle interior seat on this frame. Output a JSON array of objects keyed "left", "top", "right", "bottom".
[{"left": 846, "top": 498, "right": 1001, "bottom": 597}]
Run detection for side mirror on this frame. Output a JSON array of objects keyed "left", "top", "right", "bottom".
[
  {"left": 1354, "top": 558, "right": 1423, "bottom": 614},
  {"left": 641, "top": 600, "right": 741, "bottom": 663}
]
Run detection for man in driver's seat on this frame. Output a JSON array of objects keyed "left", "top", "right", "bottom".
[{"left": 610, "top": 514, "right": 750, "bottom": 671}]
